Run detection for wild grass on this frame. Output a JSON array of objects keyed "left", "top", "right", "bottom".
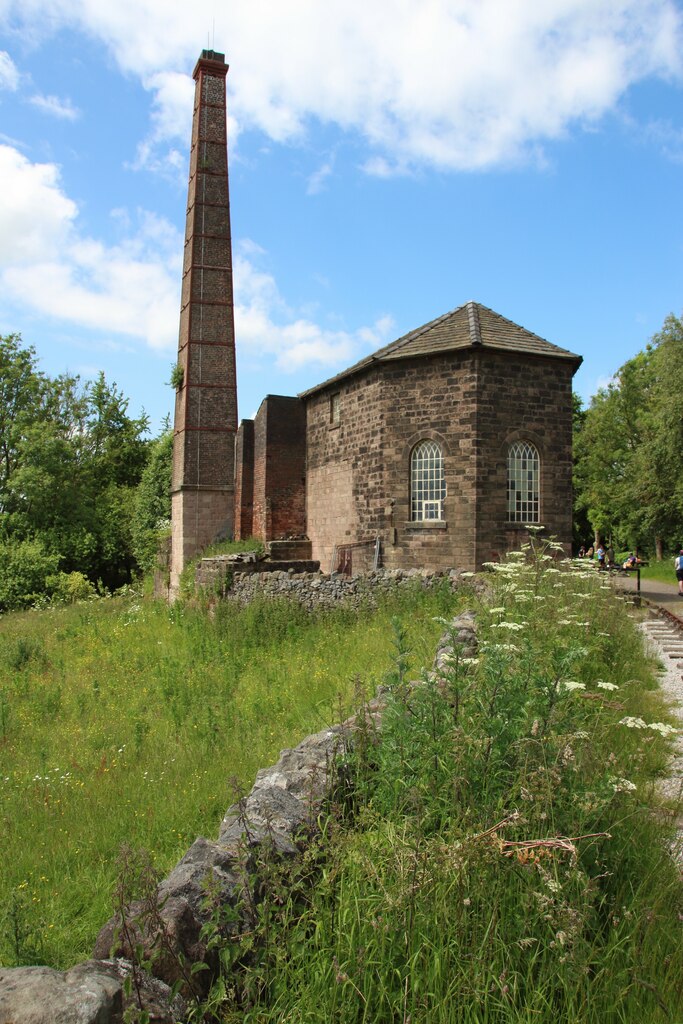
[
  {"left": 200, "top": 539, "right": 683, "bottom": 1024},
  {"left": 640, "top": 560, "right": 679, "bottom": 586},
  {"left": 0, "top": 580, "right": 458, "bottom": 970}
]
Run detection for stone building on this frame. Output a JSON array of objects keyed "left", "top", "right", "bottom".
[
  {"left": 233, "top": 302, "right": 581, "bottom": 574},
  {"left": 171, "top": 50, "right": 582, "bottom": 590}
]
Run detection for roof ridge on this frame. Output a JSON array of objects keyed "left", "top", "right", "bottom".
[
  {"left": 371, "top": 302, "right": 468, "bottom": 359},
  {"left": 466, "top": 301, "right": 482, "bottom": 346},
  {"left": 475, "top": 300, "right": 566, "bottom": 351}
]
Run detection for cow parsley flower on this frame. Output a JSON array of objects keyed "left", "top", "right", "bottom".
[
  {"left": 560, "top": 680, "right": 586, "bottom": 692},
  {"left": 611, "top": 777, "right": 637, "bottom": 793},
  {"left": 619, "top": 716, "right": 647, "bottom": 729},
  {"left": 597, "top": 681, "right": 619, "bottom": 691},
  {"left": 647, "top": 722, "right": 678, "bottom": 737}
]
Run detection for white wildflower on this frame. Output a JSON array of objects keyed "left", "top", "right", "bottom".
[
  {"left": 647, "top": 722, "right": 678, "bottom": 737},
  {"left": 460, "top": 572, "right": 475, "bottom": 578},
  {"left": 611, "top": 777, "right": 637, "bottom": 793},
  {"left": 488, "top": 607, "right": 507, "bottom": 614},
  {"left": 619, "top": 716, "right": 648, "bottom": 729},
  {"left": 597, "top": 681, "right": 619, "bottom": 691},
  {"left": 490, "top": 621, "right": 526, "bottom": 631},
  {"left": 560, "top": 680, "right": 586, "bottom": 692}
]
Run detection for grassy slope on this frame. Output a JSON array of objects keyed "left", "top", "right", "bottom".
[{"left": 0, "top": 583, "right": 459, "bottom": 969}]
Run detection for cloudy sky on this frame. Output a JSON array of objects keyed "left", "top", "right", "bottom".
[{"left": 0, "top": 0, "right": 682, "bottom": 432}]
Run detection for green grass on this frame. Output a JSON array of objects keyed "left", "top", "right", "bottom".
[
  {"left": 201, "top": 541, "right": 683, "bottom": 1024},
  {"left": 640, "top": 560, "right": 680, "bottom": 585},
  {"left": 0, "top": 581, "right": 460, "bottom": 969}
]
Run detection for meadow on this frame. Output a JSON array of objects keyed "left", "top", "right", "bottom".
[{"left": 0, "top": 581, "right": 458, "bottom": 969}]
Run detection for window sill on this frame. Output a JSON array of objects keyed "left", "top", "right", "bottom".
[
  {"left": 328, "top": 423, "right": 340, "bottom": 431},
  {"left": 405, "top": 521, "right": 448, "bottom": 531}
]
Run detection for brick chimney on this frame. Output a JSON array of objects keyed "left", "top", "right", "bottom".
[{"left": 170, "top": 49, "right": 238, "bottom": 596}]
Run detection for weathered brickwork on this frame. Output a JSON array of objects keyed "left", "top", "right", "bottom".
[
  {"left": 234, "top": 419, "right": 254, "bottom": 540},
  {"left": 251, "top": 396, "right": 306, "bottom": 542},
  {"left": 170, "top": 50, "right": 237, "bottom": 595}
]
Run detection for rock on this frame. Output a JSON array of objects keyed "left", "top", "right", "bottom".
[{"left": 0, "top": 958, "right": 185, "bottom": 1024}]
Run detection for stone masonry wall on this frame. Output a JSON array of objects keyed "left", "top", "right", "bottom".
[
  {"left": 221, "top": 566, "right": 461, "bottom": 611},
  {"left": 474, "top": 351, "right": 575, "bottom": 564},
  {"left": 304, "top": 348, "right": 575, "bottom": 573},
  {"left": 306, "top": 371, "right": 384, "bottom": 571}
]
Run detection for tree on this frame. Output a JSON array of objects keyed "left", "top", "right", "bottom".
[
  {"left": 131, "top": 428, "right": 173, "bottom": 574},
  {"left": 574, "top": 314, "right": 683, "bottom": 556},
  {"left": 0, "top": 334, "right": 153, "bottom": 605}
]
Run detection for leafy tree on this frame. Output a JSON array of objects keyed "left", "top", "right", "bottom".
[
  {"left": 574, "top": 314, "right": 683, "bottom": 557},
  {"left": 131, "top": 427, "right": 172, "bottom": 574},
  {"left": 0, "top": 334, "right": 153, "bottom": 606}
]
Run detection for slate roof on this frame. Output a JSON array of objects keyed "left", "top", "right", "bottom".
[{"left": 300, "top": 301, "right": 582, "bottom": 398}]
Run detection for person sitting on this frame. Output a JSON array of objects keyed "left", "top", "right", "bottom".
[{"left": 623, "top": 553, "right": 637, "bottom": 569}]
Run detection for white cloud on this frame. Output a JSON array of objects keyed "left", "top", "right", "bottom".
[
  {"left": 306, "top": 158, "right": 334, "bottom": 195},
  {"left": 232, "top": 245, "right": 394, "bottom": 371},
  {"left": 1, "top": 0, "right": 681, "bottom": 172},
  {"left": 0, "top": 50, "right": 18, "bottom": 91},
  {"left": 29, "top": 92, "right": 80, "bottom": 120},
  {"left": 0, "top": 144, "right": 391, "bottom": 372}
]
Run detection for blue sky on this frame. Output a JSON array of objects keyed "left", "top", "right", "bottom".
[{"left": 0, "top": 1, "right": 682, "bottom": 435}]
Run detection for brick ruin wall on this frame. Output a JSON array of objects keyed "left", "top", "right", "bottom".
[
  {"left": 234, "top": 419, "right": 254, "bottom": 540},
  {"left": 251, "top": 396, "right": 306, "bottom": 542}
]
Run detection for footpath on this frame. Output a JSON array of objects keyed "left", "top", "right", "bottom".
[{"left": 612, "top": 570, "right": 683, "bottom": 865}]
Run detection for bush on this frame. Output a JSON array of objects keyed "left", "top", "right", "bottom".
[
  {"left": 0, "top": 538, "right": 60, "bottom": 612},
  {"left": 46, "top": 571, "right": 97, "bottom": 605}
]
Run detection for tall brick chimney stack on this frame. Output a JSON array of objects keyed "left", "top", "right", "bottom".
[{"left": 170, "top": 49, "right": 238, "bottom": 596}]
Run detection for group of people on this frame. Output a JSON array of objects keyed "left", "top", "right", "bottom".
[
  {"left": 576, "top": 544, "right": 641, "bottom": 571},
  {"left": 577, "top": 542, "right": 683, "bottom": 596}
]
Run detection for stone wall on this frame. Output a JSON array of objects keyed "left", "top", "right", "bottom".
[
  {"left": 474, "top": 349, "right": 575, "bottom": 564},
  {"left": 306, "top": 371, "right": 385, "bottom": 572},
  {"left": 222, "top": 566, "right": 461, "bottom": 610},
  {"left": 304, "top": 347, "right": 574, "bottom": 573}
]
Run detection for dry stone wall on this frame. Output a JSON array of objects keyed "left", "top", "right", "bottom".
[{"left": 217, "top": 566, "right": 464, "bottom": 610}]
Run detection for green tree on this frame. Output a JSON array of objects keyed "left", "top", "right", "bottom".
[
  {"left": 131, "top": 427, "right": 172, "bottom": 574},
  {"left": 0, "top": 334, "right": 153, "bottom": 605},
  {"left": 574, "top": 314, "right": 683, "bottom": 557}
]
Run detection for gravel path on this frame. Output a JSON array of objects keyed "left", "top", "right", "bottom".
[{"left": 636, "top": 613, "right": 683, "bottom": 864}]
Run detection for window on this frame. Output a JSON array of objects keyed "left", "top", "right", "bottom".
[
  {"left": 330, "top": 392, "right": 340, "bottom": 425},
  {"left": 411, "top": 440, "right": 446, "bottom": 521},
  {"left": 507, "top": 441, "right": 539, "bottom": 522}
]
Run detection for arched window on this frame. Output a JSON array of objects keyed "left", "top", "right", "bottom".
[
  {"left": 411, "top": 440, "right": 446, "bottom": 521},
  {"left": 507, "top": 441, "right": 540, "bottom": 522}
]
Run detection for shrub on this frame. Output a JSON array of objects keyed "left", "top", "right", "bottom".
[{"left": 0, "top": 538, "right": 60, "bottom": 612}]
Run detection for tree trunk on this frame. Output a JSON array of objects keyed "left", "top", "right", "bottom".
[{"left": 655, "top": 536, "right": 663, "bottom": 561}]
